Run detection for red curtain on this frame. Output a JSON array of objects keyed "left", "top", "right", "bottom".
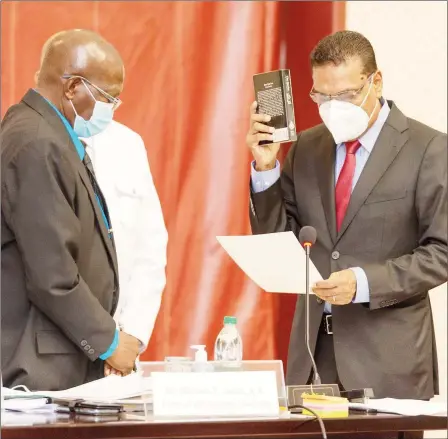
[{"left": 1, "top": 1, "right": 342, "bottom": 367}]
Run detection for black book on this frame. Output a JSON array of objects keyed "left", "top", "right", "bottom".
[{"left": 253, "top": 69, "right": 297, "bottom": 145}]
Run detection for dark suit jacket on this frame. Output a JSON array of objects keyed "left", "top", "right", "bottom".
[
  {"left": 249, "top": 102, "right": 447, "bottom": 399},
  {"left": 1, "top": 89, "right": 119, "bottom": 390}
]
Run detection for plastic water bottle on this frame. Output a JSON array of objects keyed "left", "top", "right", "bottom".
[{"left": 214, "top": 316, "right": 243, "bottom": 367}]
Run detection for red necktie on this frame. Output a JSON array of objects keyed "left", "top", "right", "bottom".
[{"left": 335, "top": 140, "right": 362, "bottom": 232}]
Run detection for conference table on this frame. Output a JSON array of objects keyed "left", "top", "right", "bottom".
[{"left": 2, "top": 411, "right": 447, "bottom": 439}]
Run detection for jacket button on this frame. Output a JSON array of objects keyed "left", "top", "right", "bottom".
[
  {"left": 81, "top": 340, "right": 87, "bottom": 347},
  {"left": 331, "top": 251, "right": 340, "bottom": 260},
  {"left": 84, "top": 345, "right": 91, "bottom": 351},
  {"left": 88, "top": 349, "right": 95, "bottom": 355}
]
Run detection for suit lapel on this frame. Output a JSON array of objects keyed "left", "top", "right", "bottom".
[
  {"left": 336, "top": 103, "right": 409, "bottom": 242},
  {"left": 315, "top": 130, "right": 337, "bottom": 244},
  {"left": 22, "top": 90, "right": 119, "bottom": 280}
]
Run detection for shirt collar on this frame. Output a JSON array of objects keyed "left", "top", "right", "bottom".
[{"left": 337, "top": 99, "right": 390, "bottom": 153}]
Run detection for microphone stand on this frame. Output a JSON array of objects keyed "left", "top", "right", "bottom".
[
  {"left": 289, "top": 241, "right": 374, "bottom": 411},
  {"left": 287, "top": 228, "right": 342, "bottom": 412},
  {"left": 305, "top": 243, "right": 321, "bottom": 386}
]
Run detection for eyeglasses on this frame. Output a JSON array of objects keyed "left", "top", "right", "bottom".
[
  {"left": 309, "top": 74, "right": 374, "bottom": 105},
  {"left": 61, "top": 74, "right": 122, "bottom": 110}
]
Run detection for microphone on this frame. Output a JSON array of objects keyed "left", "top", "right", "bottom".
[
  {"left": 298, "top": 226, "right": 321, "bottom": 386},
  {"left": 298, "top": 226, "right": 317, "bottom": 247}
]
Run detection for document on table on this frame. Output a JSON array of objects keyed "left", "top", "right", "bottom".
[
  {"left": 2, "top": 398, "right": 54, "bottom": 412},
  {"left": 3, "top": 374, "right": 153, "bottom": 403},
  {"left": 42, "top": 374, "right": 152, "bottom": 401},
  {"left": 216, "top": 232, "right": 323, "bottom": 294},
  {"left": 349, "top": 398, "right": 448, "bottom": 416}
]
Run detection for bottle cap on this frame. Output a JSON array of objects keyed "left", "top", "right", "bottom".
[
  {"left": 224, "top": 316, "right": 237, "bottom": 325},
  {"left": 190, "top": 345, "right": 207, "bottom": 362}
]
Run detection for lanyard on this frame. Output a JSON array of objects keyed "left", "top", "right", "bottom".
[{"left": 40, "top": 95, "right": 112, "bottom": 238}]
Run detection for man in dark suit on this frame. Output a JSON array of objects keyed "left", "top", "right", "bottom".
[
  {"left": 1, "top": 29, "right": 139, "bottom": 390},
  {"left": 247, "top": 31, "right": 447, "bottom": 400}
]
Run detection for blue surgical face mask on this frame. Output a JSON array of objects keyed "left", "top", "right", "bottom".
[{"left": 69, "top": 80, "right": 114, "bottom": 138}]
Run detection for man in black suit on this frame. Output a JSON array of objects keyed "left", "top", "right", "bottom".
[{"left": 1, "top": 29, "right": 139, "bottom": 390}]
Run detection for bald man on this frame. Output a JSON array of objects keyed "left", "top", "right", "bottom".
[
  {"left": 1, "top": 29, "right": 139, "bottom": 390},
  {"left": 34, "top": 33, "right": 168, "bottom": 379}
]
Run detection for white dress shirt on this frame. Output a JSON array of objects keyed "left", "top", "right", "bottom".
[{"left": 82, "top": 121, "right": 168, "bottom": 351}]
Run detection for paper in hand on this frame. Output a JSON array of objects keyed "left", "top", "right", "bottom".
[{"left": 216, "top": 231, "right": 322, "bottom": 294}]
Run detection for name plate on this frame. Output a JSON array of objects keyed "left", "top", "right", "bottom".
[{"left": 152, "top": 370, "right": 279, "bottom": 418}]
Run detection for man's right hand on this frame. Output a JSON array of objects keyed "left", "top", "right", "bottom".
[
  {"left": 105, "top": 331, "right": 139, "bottom": 375},
  {"left": 246, "top": 101, "right": 281, "bottom": 171}
]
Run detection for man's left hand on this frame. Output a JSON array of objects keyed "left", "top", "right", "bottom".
[
  {"left": 105, "top": 363, "right": 123, "bottom": 377},
  {"left": 312, "top": 269, "right": 357, "bottom": 305}
]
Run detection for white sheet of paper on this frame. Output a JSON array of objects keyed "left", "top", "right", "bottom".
[
  {"left": 216, "top": 231, "right": 323, "bottom": 294},
  {"left": 349, "top": 398, "right": 448, "bottom": 417}
]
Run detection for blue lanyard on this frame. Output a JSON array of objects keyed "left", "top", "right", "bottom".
[{"left": 40, "top": 95, "right": 112, "bottom": 238}]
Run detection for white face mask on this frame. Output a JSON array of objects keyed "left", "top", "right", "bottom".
[
  {"left": 69, "top": 80, "right": 115, "bottom": 138},
  {"left": 318, "top": 78, "right": 378, "bottom": 144}
]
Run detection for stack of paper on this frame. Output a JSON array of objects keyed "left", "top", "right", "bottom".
[
  {"left": 3, "top": 374, "right": 153, "bottom": 405},
  {"left": 1, "top": 396, "right": 59, "bottom": 426},
  {"left": 1, "top": 411, "right": 60, "bottom": 426},
  {"left": 45, "top": 374, "right": 152, "bottom": 401},
  {"left": 2, "top": 398, "right": 54, "bottom": 412}
]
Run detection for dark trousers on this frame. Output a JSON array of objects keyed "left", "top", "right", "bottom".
[
  {"left": 312, "top": 330, "right": 343, "bottom": 387},
  {"left": 310, "top": 324, "right": 425, "bottom": 439}
]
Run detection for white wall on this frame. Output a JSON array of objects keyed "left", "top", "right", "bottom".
[
  {"left": 347, "top": 1, "right": 447, "bottom": 132},
  {"left": 346, "top": 1, "right": 447, "bottom": 435}
]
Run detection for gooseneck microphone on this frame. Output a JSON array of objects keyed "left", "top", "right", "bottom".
[{"left": 298, "top": 226, "right": 321, "bottom": 386}]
